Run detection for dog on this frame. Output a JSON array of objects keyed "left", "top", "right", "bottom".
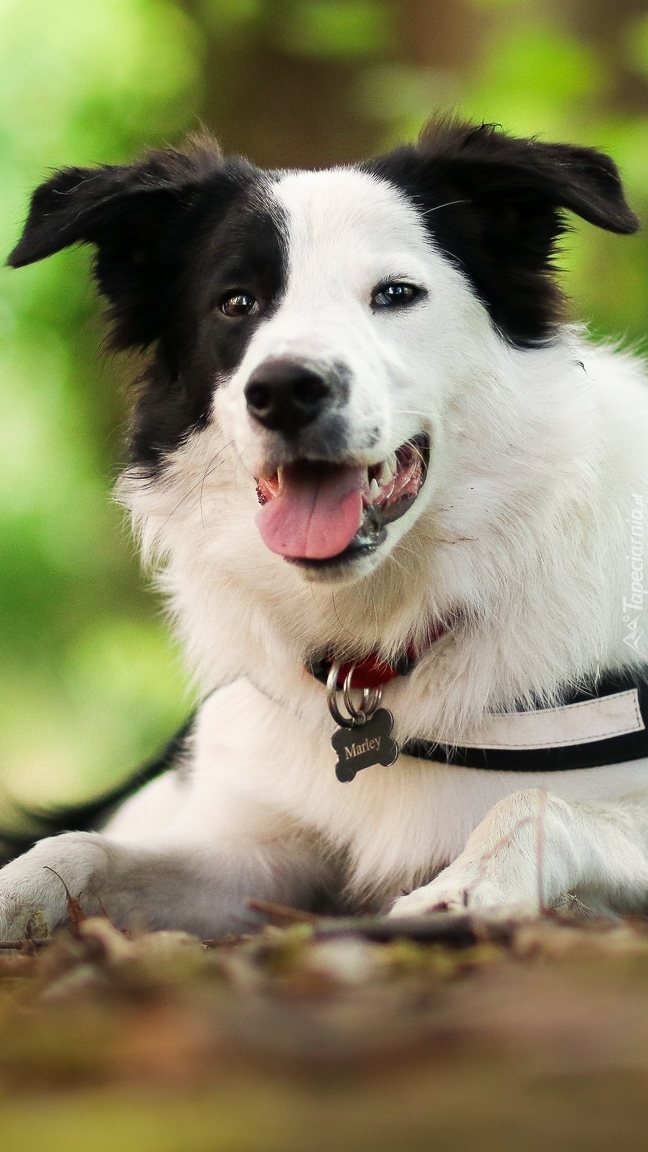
[{"left": 2, "top": 116, "right": 648, "bottom": 939}]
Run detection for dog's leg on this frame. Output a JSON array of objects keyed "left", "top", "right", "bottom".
[
  {"left": 389, "top": 787, "right": 648, "bottom": 918},
  {"left": 0, "top": 679, "right": 344, "bottom": 942},
  {"left": 0, "top": 823, "right": 329, "bottom": 941}
]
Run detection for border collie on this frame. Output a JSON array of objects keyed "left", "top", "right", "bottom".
[{"left": 3, "top": 117, "right": 648, "bottom": 939}]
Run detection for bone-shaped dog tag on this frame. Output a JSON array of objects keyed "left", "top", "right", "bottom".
[{"left": 332, "top": 708, "right": 399, "bottom": 782}]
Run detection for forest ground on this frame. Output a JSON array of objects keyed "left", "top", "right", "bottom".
[{"left": 1, "top": 902, "right": 648, "bottom": 1151}]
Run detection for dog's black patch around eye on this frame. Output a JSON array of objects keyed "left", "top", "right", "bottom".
[
  {"left": 363, "top": 117, "right": 639, "bottom": 348},
  {"left": 131, "top": 189, "right": 288, "bottom": 466},
  {"left": 8, "top": 141, "right": 289, "bottom": 470}
]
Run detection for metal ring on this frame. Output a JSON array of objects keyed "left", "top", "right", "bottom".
[
  {"left": 342, "top": 667, "right": 381, "bottom": 722},
  {"left": 327, "top": 660, "right": 383, "bottom": 728},
  {"left": 326, "top": 660, "right": 354, "bottom": 727}
]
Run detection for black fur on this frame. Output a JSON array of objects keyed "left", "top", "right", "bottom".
[
  {"left": 8, "top": 140, "right": 288, "bottom": 466},
  {"left": 365, "top": 118, "right": 640, "bottom": 347},
  {"left": 130, "top": 186, "right": 288, "bottom": 464}
]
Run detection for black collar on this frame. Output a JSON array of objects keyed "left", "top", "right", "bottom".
[{"left": 401, "top": 670, "right": 648, "bottom": 771}]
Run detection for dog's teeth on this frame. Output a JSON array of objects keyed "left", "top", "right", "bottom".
[
  {"left": 369, "top": 478, "right": 381, "bottom": 501},
  {"left": 378, "top": 458, "right": 395, "bottom": 486}
]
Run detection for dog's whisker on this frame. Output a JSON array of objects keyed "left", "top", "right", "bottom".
[
  {"left": 157, "top": 445, "right": 234, "bottom": 535},
  {"left": 421, "top": 198, "right": 470, "bottom": 215}
]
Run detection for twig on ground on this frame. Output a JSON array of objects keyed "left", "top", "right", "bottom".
[{"left": 246, "top": 898, "right": 515, "bottom": 945}]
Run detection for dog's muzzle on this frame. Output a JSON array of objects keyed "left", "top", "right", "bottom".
[
  {"left": 245, "top": 358, "right": 429, "bottom": 568},
  {"left": 254, "top": 435, "right": 430, "bottom": 567}
]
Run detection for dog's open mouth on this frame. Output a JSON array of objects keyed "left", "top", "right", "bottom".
[{"left": 254, "top": 434, "right": 429, "bottom": 565}]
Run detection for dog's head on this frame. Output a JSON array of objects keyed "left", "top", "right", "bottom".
[{"left": 9, "top": 120, "right": 638, "bottom": 584}]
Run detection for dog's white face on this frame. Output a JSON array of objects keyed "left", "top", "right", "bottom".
[
  {"left": 215, "top": 168, "right": 480, "bottom": 582},
  {"left": 8, "top": 118, "right": 638, "bottom": 608}
]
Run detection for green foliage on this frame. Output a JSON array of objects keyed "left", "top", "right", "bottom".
[
  {"left": 466, "top": 22, "right": 604, "bottom": 129},
  {"left": 199, "top": 0, "right": 266, "bottom": 35},
  {"left": 0, "top": 0, "right": 202, "bottom": 821},
  {"left": 625, "top": 11, "right": 648, "bottom": 76},
  {"left": 277, "top": 0, "right": 391, "bottom": 58},
  {"left": 2, "top": 0, "right": 648, "bottom": 824},
  {"left": 462, "top": 16, "right": 648, "bottom": 342},
  {"left": 466, "top": 0, "right": 533, "bottom": 8}
]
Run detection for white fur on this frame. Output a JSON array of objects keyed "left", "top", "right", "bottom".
[{"left": 2, "top": 167, "right": 648, "bottom": 938}]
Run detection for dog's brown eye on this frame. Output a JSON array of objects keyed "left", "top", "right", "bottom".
[
  {"left": 219, "top": 292, "right": 260, "bottom": 318},
  {"left": 372, "top": 282, "right": 421, "bottom": 309}
]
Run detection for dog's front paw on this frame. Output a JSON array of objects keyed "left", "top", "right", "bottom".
[
  {"left": 0, "top": 832, "right": 107, "bottom": 941},
  {"left": 389, "top": 866, "right": 539, "bottom": 919}
]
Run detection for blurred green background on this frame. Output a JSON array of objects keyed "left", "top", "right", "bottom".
[{"left": 1, "top": 0, "right": 648, "bottom": 831}]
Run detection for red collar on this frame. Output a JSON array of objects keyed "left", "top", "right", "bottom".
[{"left": 307, "top": 620, "right": 448, "bottom": 689}]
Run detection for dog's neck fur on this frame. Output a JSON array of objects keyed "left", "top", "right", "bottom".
[{"left": 122, "top": 329, "right": 648, "bottom": 744}]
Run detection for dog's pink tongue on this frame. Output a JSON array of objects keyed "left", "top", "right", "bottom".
[{"left": 256, "top": 464, "right": 365, "bottom": 560}]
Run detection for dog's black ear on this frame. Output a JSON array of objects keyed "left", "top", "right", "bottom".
[
  {"left": 369, "top": 119, "right": 640, "bottom": 345},
  {"left": 8, "top": 138, "right": 249, "bottom": 350},
  {"left": 416, "top": 118, "right": 639, "bottom": 236}
]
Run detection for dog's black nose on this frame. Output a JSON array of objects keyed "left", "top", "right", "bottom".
[{"left": 244, "top": 359, "right": 331, "bottom": 436}]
